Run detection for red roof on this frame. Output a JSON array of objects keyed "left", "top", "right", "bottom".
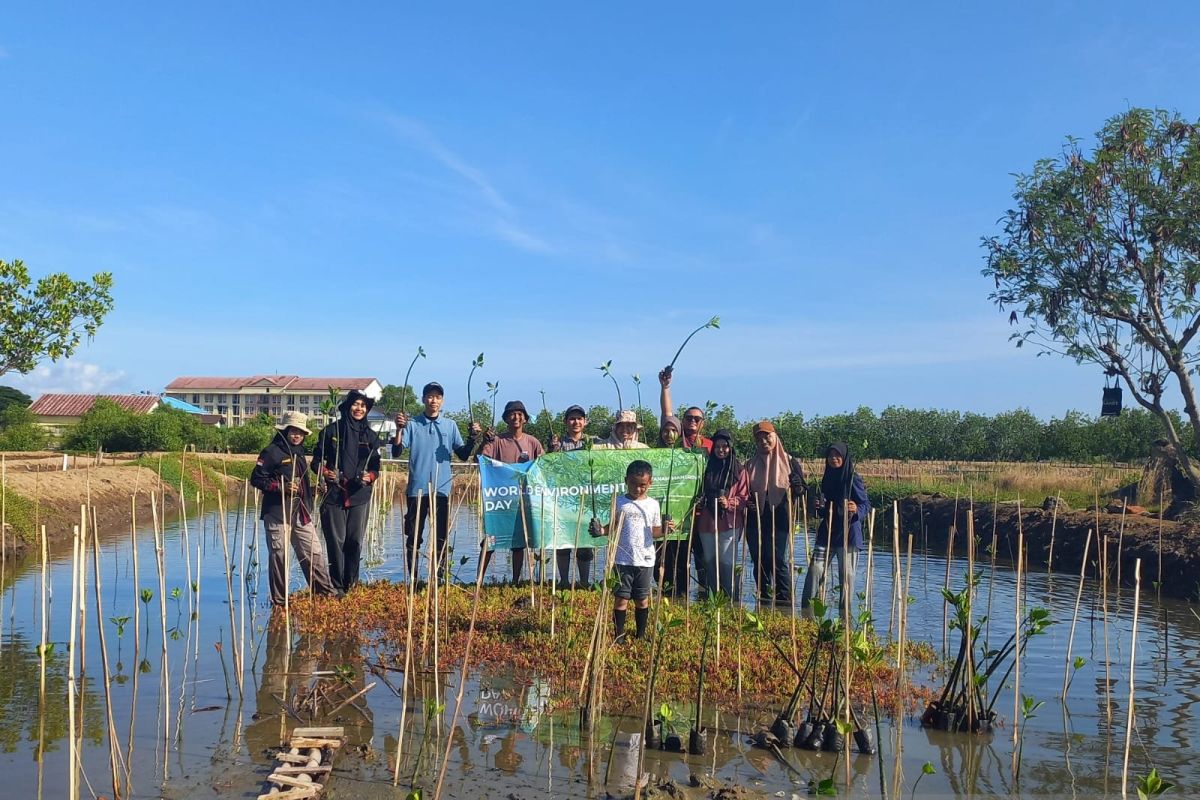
[
  {"left": 29, "top": 394, "right": 160, "bottom": 417},
  {"left": 165, "top": 376, "right": 377, "bottom": 392}
]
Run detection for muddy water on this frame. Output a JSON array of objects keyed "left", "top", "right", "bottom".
[{"left": 0, "top": 502, "right": 1197, "bottom": 799}]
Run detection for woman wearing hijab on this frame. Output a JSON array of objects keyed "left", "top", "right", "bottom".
[
  {"left": 800, "top": 442, "right": 870, "bottom": 616},
  {"left": 694, "top": 429, "right": 748, "bottom": 599},
  {"left": 312, "top": 389, "right": 383, "bottom": 594},
  {"left": 744, "top": 420, "right": 807, "bottom": 606},
  {"left": 657, "top": 415, "right": 681, "bottom": 448}
]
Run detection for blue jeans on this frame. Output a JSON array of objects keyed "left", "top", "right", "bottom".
[
  {"left": 801, "top": 546, "right": 858, "bottom": 617},
  {"left": 696, "top": 527, "right": 740, "bottom": 600},
  {"left": 745, "top": 502, "right": 793, "bottom": 603}
]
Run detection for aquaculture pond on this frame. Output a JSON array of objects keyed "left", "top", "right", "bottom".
[{"left": 0, "top": 496, "right": 1196, "bottom": 799}]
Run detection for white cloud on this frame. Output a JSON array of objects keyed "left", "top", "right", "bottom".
[
  {"left": 379, "top": 113, "right": 554, "bottom": 255},
  {"left": 6, "top": 360, "right": 127, "bottom": 397}
]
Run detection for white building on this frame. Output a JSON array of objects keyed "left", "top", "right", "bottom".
[{"left": 164, "top": 375, "right": 382, "bottom": 427}]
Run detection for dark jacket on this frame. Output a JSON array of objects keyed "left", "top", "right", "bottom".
[
  {"left": 311, "top": 412, "right": 383, "bottom": 508},
  {"left": 250, "top": 431, "right": 313, "bottom": 525}
]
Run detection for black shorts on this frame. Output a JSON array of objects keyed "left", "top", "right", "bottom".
[{"left": 614, "top": 564, "right": 653, "bottom": 601}]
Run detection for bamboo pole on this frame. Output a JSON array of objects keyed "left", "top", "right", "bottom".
[
  {"left": 1061, "top": 530, "right": 1093, "bottom": 701},
  {"left": 1047, "top": 492, "right": 1060, "bottom": 573},
  {"left": 1010, "top": 530, "right": 1023, "bottom": 787},
  {"left": 92, "top": 525, "right": 125, "bottom": 799},
  {"left": 152, "top": 493, "right": 171, "bottom": 772},
  {"left": 1121, "top": 559, "right": 1142, "bottom": 799},
  {"left": 67, "top": 525, "right": 81, "bottom": 800},
  {"left": 217, "top": 493, "right": 243, "bottom": 695}
]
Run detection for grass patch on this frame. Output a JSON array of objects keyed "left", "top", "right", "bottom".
[
  {"left": 0, "top": 484, "right": 37, "bottom": 545},
  {"left": 127, "top": 452, "right": 232, "bottom": 507},
  {"left": 288, "top": 582, "right": 936, "bottom": 718}
]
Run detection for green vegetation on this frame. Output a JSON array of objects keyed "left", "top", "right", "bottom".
[
  {"left": 127, "top": 452, "right": 231, "bottom": 506},
  {"left": 0, "top": 259, "right": 114, "bottom": 379},
  {"left": 0, "top": 386, "right": 31, "bottom": 413},
  {"left": 0, "top": 404, "right": 49, "bottom": 451},
  {"left": 985, "top": 108, "right": 1200, "bottom": 496}
]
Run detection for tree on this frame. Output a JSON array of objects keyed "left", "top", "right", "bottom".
[
  {"left": 984, "top": 108, "right": 1200, "bottom": 491},
  {"left": 0, "top": 260, "right": 114, "bottom": 377},
  {"left": 0, "top": 386, "right": 31, "bottom": 414}
]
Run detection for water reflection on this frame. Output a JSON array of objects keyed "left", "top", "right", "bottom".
[{"left": 0, "top": 504, "right": 1196, "bottom": 798}]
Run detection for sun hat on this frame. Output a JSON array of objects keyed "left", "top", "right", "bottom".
[
  {"left": 613, "top": 409, "right": 642, "bottom": 428},
  {"left": 502, "top": 400, "right": 530, "bottom": 420},
  {"left": 276, "top": 410, "right": 312, "bottom": 436}
]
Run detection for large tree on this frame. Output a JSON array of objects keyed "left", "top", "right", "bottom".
[
  {"left": 984, "top": 108, "right": 1200, "bottom": 490},
  {"left": 0, "top": 259, "right": 114, "bottom": 377}
]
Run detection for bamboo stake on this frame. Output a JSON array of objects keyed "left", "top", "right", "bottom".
[
  {"left": 1062, "top": 530, "right": 1093, "bottom": 700},
  {"left": 217, "top": 493, "right": 243, "bottom": 695},
  {"left": 152, "top": 493, "right": 171, "bottom": 773},
  {"left": 864, "top": 507, "right": 875, "bottom": 616},
  {"left": 1102, "top": 534, "right": 1113, "bottom": 723},
  {"left": 77, "top": 507, "right": 90, "bottom": 780},
  {"left": 889, "top": 501, "right": 900, "bottom": 641},
  {"left": 68, "top": 524, "right": 81, "bottom": 800},
  {"left": 1116, "top": 500, "right": 1127, "bottom": 589},
  {"left": 92, "top": 525, "right": 125, "bottom": 799},
  {"left": 1010, "top": 530, "right": 1023, "bottom": 786},
  {"left": 1047, "top": 492, "right": 1060, "bottom": 572},
  {"left": 1156, "top": 496, "right": 1163, "bottom": 599},
  {"left": 1121, "top": 559, "right": 1142, "bottom": 799}
]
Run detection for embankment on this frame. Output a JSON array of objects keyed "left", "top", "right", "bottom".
[{"left": 897, "top": 494, "right": 1200, "bottom": 600}]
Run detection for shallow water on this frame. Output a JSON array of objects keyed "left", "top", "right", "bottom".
[{"left": 0, "top": 497, "right": 1197, "bottom": 799}]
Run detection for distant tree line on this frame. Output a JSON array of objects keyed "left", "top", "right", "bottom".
[{"left": 0, "top": 385, "right": 1176, "bottom": 463}]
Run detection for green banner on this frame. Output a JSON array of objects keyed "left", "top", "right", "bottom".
[{"left": 479, "top": 448, "right": 705, "bottom": 550}]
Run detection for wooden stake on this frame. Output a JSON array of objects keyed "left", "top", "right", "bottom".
[
  {"left": 1121, "top": 559, "right": 1142, "bottom": 799},
  {"left": 1010, "top": 529, "right": 1023, "bottom": 786},
  {"left": 1061, "top": 529, "right": 1093, "bottom": 701},
  {"left": 92, "top": 525, "right": 125, "bottom": 799}
]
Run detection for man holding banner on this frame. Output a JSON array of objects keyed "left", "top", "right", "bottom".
[
  {"left": 548, "top": 404, "right": 596, "bottom": 587},
  {"left": 480, "top": 400, "right": 545, "bottom": 582}
]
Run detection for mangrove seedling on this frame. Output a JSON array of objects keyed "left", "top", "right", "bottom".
[
  {"left": 539, "top": 389, "right": 555, "bottom": 440},
  {"left": 690, "top": 590, "right": 730, "bottom": 754},
  {"left": 486, "top": 381, "right": 500, "bottom": 427},
  {"left": 662, "top": 315, "right": 720, "bottom": 377},
  {"left": 1137, "top": 768, "right": 1175, "bottom": 800},
  {"left": 401, "top": 346, "right": 427, "bottom": 413},
  {"left": 656, "top": 703, "right": 686, "bottom": 752},
  {"left": 597, "top": 360, "right": 623, "bottom": 411},
  {"left": 912, "top": 762, "right": 936, "bottom": 800},
  {"left": 1015, "top": 694, "right": 1044, "bottom": 782},
  {"left": 467, "top": 353, "right": 485, "bottom": 425},
  {"left": 807, "top": 777, "right": 836, "bottom": 796},
  {"left": 632, "top": 374, "right": 642, "bottom": 410},
  {"left": 109, "top": 615, "right": 130, "bottom": 638},
  {"left": 170, "top": 586, "right": 182, "bottom": 616}
]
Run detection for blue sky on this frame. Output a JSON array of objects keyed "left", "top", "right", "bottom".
[{"left": 3, "top": 3, "right": 1199, "bottom": 419}]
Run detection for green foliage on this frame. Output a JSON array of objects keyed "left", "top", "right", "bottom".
[
  {"left": 0, "top": 386, "right": 31, "bottom": 413},
  {"left": 61, "top": 400, "right": 225, "bottom": 453},
  {"left": 984, "top": 108, "right": 1200, "bottom": 489},
  {"left": 0, "top": 259, "right": 114, "bottom": 377},
  {"left": 1137, "top": 768, "right": 1175, "bottom": 800},
  {"left": 0, "top": 404, "right": 49, "bottom": 451}
]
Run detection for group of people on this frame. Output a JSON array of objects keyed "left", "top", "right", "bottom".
[{"left": 249, "top": 371, "right": 870, "bottom": 636}]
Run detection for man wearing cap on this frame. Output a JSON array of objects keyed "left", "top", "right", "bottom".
[
  {"left": 250, "top": 411, "right": 337, "bottom": 606},
  {"left": 392, "top": 382, "right": 482, "bottom": 583},
  {"left": 481, "top": 400, "right": 546, "bottom": 582},
  {"left": 548, "top": 404, "right": 595, "bottom": 587},
  {"left": 744, "top": 420, "right": 808, "bottom": 606},
  {"left": 657, "top": 369, "right": 712, "bottom": 453}
]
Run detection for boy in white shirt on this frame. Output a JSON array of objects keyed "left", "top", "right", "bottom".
[{"left": 589, "top": 460, "right": 676, "bottom": 640}]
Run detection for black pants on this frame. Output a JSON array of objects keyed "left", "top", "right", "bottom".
[
  {"left": 745, "top": 502, "right": 793, "bottom": 603},
  {"left": 556, "top": 548, "right": 595, "bottom": 588},
  {"left": 320, "top": 501, "right": 370, "bottom": 593},
  {"left": 658, "top": 538, "right": 691, "bottom": 597},
  {"left": 404, "top": 494, "right": 450, "bottom": 581}
]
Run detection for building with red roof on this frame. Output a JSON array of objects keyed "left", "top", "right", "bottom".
[
  {"left": 164, "top": 375, "right": 381, "bottom": 427},
  {"left": 29, "top": 393, "right": 162, "bottom": 435}
]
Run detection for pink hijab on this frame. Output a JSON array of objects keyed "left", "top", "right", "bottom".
[{"left": 746, "top": 424, "right": 791, "bottom": 505}]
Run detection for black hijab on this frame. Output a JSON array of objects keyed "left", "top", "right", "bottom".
[
  {"left": 702, "top": 429, "right": 742, "bottom": 500},
  {"left": 336, "top": 390, "right": 375, "bottom": 476},
  {"left": 820, "top": 442, "right": 853, "bottom": 503}
]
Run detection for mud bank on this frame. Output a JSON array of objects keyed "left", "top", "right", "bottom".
[
  {"left": 0, "top": 461, "right": 238, "bottom": 559},
  {"left": 897, "top": 494, "right": 1200, "bottom": 600}
]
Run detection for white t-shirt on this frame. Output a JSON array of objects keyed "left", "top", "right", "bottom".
[{"left": 613, "top": 494, "right": 661, "bottom": 567}]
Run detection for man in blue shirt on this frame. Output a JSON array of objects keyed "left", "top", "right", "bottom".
[{"left": 392, "top": 381, "right": 481, "bottom": 582}]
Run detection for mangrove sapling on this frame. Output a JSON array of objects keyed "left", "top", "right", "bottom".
[
  {"left": 632, "top": 373, "right": 642, "bottom": 411},
  {"left": 1013, "top": 693, "right": 1045, "bottom": 785},
  {"left": 636, "top": 598, "right": 680, "bottom": 773},
  {"left": 911, "top": 762, "right": 936, "bottom": 800},
  {"left": 689, "top": 590, "right": 730, "bottom": 755},
  {"left": 466, "top": 352, "right": 485, "bottom": 427},
  {"left": 1062, "top": 529, "right": 1093, "bottom": 699},
  {"left": 597, "top": 360, "right": 623, "bottom": 411},
  {"left": 486, "top": 381, "right": 500, "bottom": 428},
  {"left": 1136, "top": 768, "right": 1176, "bottom": 800},
  {"left": 401, "top": 346, "right": 427, "bottom": 414},
  {"left": 661, "top": 315, "right": 720, "bottom": 378}
]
